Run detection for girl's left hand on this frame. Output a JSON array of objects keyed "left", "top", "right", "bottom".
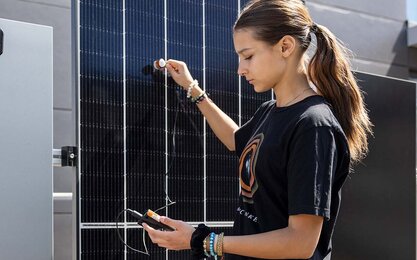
[{"left": 142, "top": 216, "right": 195, "bottom": 250}]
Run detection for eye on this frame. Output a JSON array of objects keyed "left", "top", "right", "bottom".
[{"left": 244, "top": 55, "right": 253, "bottom": 60}]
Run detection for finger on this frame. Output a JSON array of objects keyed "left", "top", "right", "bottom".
[
  {"left": 142, "top": 223, "right": 155, "bottom": 232},
  {"left": 143, "top": 224, "right": 165, "bottom": 244},
  {"left": 144, "top": 224, "right": 172, "bottom": 239},
  {"left": 165, "top": 63, "right": 178, "bottom": 73},
  {"left": 165, "top": 63, "right": 177, "bottom": 75},
  {"left": 142, "top": 223, "right": 158, "bottom": 239},
  {"left": 159, "top": 216, "right": 179, "bottom": 229},
  {"left": 166, "top": 59, "right": 182, "bottom": 66},
  {"left": 167, "top": 63, "right": 180, "bottom": 74},
  {"left": 166, "top": 60, "right": 181, "bottom": 71}
]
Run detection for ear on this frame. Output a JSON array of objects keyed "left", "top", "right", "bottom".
[{"left": 275, "top": 35, "right": 296, "bottom": 58}]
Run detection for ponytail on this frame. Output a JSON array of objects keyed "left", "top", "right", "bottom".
[
  {"left": 234, "top": 0, "right": 373, "bottom": 165},
  {"left": 308, "top": 24, "right": 373, "bottom": 164}
]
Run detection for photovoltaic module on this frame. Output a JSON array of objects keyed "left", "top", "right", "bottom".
[{"left": 74, "top": 0, "right": 272, "bottom": 259}]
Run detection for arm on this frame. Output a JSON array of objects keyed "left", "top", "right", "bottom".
[
  {"left": 224, "top": 214, "right": 323, "bottom": 259},
  {"left": 142, "top": 214, "right": 323, "bottom": 259},
  {"left": 165, "top": 59, "right": 239, "bottom": 151}
]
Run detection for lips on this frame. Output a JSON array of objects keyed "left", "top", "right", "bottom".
[{"left": 247, "top": 79, "right": 254, "bottom": 84}]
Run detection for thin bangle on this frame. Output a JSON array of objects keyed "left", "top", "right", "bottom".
[
  {"left": 203, "top": 235, "right": 210, "bottom": 257},
  {"left": 216, "top": 232, "right": 224, "bottom": 257},
  {"left": 191, "top": 91, "right": 210, "bottom": 104}
]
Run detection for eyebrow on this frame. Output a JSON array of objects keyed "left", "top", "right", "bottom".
[{"left": 236, "top": 48, "right": 253, "bottom": 54}]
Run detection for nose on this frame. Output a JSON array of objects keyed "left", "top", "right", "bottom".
[{"left": 237, "top": 62, "right": 248, "bottom": 77}]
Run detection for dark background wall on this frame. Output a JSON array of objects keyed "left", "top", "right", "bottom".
[{"left": 333, "top": 73, "right": 416, "bottom": 259}]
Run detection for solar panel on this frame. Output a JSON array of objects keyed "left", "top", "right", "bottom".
[{"left": 74, "top": 0, "right": 272, "bottom": 259}]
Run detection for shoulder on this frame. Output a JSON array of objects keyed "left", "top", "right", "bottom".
[
  {"left": 297, "top": 96, "right": 341, "bottom": 130},
  {"left": 294, "top": 96, "right": 348, "bottom": 143},
  {"left": 257, "top": 99, "right": 276, "bottom": 114},
  {"left": 250, "top": 99, "right": 276, "bottom": 121}
]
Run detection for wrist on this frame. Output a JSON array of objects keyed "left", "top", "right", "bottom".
[
  {"left": 190, "top": 91, "right": 208, "bottom": 105},
  {"left": 190, "top": 87, "right": 204, "bottom": 99},
  {"left": 186, "top": 79, "right": 199, "bottom": 99},
  {"left": 182, "top": 79, "right": 195, "bottom": 90},
  {"left": 190, "top": 224, "right": 212, "bottom": 259},
  {"left": 186, "top": 82, "right": 204, "bottom": 100}
]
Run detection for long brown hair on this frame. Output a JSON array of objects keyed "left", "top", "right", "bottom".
[{"left": 234, "top": 0, "right": 373, "bottom": 165}]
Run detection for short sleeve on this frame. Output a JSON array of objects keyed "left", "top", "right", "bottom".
[
  {"left": 234, "top": 119, "right": 254, "bottom": 157},
  {"left": 287, "top": 126, "right": 338, "bottom": 221},
  {"left": 234, "top": 101, "right": 272, "bottom": 157}
]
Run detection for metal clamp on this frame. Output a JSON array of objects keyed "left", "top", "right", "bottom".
[
  {"left": 0, "top": 28, "right": 4, "bottom": 56},
  {"left": 53, "top": 146, "right": 78, "bottom": 167}
]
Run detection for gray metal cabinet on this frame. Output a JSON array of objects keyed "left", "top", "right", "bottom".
[{"left": 0, "top": 18, "right": 53, "bottom": 260}]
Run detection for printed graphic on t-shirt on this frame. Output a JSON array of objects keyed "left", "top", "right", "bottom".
[{"left": 239, "top": 133, "right": 264, "bottom": 204}]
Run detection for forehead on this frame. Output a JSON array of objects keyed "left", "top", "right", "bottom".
[{"left": 233, "top": 29, "right": 266, "bottom": 53}]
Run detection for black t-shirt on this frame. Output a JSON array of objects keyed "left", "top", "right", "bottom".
[{"left": 228, "top": 95, "right": 350, "bottom": 260}]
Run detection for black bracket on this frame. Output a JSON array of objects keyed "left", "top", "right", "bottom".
[
  {"left": 61, "top": 146, "right": 78, "bottom": 167},
  {"left": 0, "top": 28, "right": 3, "bottom": 56}
]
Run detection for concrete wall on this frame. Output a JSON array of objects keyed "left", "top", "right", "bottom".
[
  {"left": 307, "top": 0, "right": 411, "bottom": 79},
  {"left": 0, "top": 0, "right": 414, "bottom": 259}
]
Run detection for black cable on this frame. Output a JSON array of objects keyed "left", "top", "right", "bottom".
[
  {"left": 116, "top": 80, "right": 206, "bottom": 254},
  {"left": 161, "top": 87, "right": 182, "bottom": 207},
  {"left": 115, "top": 86, "right": 182, "bottom": 253},
  {"left": 115, "top": 209, "right": 150, "bottom": 256}
]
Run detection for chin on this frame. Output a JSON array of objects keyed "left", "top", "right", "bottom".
[{"left": 253, "top": 84, "right": 271, "bottom": 93}]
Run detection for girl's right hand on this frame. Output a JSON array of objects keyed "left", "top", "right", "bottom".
[{"left": 165, "top": 59, "right": 194, "bottom": 89}]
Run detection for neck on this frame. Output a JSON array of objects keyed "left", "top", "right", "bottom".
[{"left": 273, "top": 61, "right": 313, "bottom": 107}]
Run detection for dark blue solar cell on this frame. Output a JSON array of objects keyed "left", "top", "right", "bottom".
[
  {"left": 80, "top": 1, "right": 122, "bottom": 33},
  {"left": 240, "top": 0, "right": 253, "bottom": 9},
  {"left": 206, "top": 3, "right": 237, "bottom": 28},
  {"left": 207, "top": 0, "right": 239, "bottom": 10},
  {"left": 124, "top": 0, "right": 167, "bottom": 224},
  {"left": 127, "top": 229, "right": 166, "bottom": 260},
  {"left": 77, "top": 0, "right": 273, "bottom": 256},
  {"left": 203, "top": 0, "right": 241, "bottom": 221},
  {"left": 81, "top": 228, "right": 124, "bottom": 259},
  {"left": 164, "top": 0, "right": 206, "bottom": 222}
]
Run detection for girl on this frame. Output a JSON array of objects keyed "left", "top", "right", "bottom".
[{"left": 142, "top": 0, "right": 372, "bottom": 259}]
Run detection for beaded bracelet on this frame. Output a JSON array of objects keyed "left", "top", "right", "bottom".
[
  {"left": 203, "top": 235, "right": 210, "bottom": 257},
  {"left": 202, "top": 231, "right": 225, "bottom": 259},
  {"left": 187, "top": 79, "right": 198, "bottom": 99},
  {"left": 210, "top": 232, "right": 216, "bottom": 257},
  {"left": 216, "top": 232, "right": 224, "bottom": 257}
]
